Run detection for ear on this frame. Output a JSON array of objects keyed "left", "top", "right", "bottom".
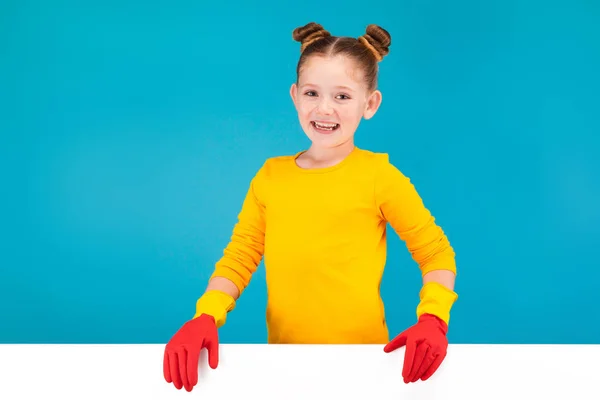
[
  {"left": 363, "top": 90, "right": 382, "bottom": 120},
  {"left": 290, "top": 83, "right": 298, "bottom": 107}
]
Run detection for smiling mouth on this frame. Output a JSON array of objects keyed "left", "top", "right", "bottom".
[{"left": 311, "top": 121, "right": 340, "bottom": 132}]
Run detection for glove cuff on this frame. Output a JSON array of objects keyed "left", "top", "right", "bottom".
[
  {"left": 193, "top": 290, "right": 236, "bottom": 328},
  {"left": 416, "top": 282, "right": 458, "bottom": 326}
]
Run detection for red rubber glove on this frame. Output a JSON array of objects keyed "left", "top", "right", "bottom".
[
  {"left": 163, "top": 313, "right": 219, "bottom": 392},
  {"left": 383, "top": 313, "right": 448, "bottom": 383}
]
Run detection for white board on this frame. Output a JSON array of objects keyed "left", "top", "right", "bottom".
[{"left": 0, "top": 344, "right": 598, "bottom": 399}]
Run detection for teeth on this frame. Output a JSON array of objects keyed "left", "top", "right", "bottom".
[{"left": 313, "top": 121, "right": 338, "bottom": 130}]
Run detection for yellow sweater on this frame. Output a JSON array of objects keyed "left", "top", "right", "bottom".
[{"left": 209, "top": 147, "right": 456, "bottom": 344}]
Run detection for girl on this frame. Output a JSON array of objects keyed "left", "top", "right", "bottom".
[{"left": 164, "top": 22, "right": 458, "bottom": 392}]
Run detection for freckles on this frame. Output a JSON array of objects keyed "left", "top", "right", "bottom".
[
  {"left": 304, "top": 107, "right": 316, "bottom": 117},
  {"left": 298, "top": 102, "right": 312, "bottom": 111}
]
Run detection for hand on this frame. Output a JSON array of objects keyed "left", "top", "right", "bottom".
[
  {"left": 163, "top": 313, "right": 219, "bottom": 392},
  {"left": 383, "top": 313, "right": 448, "bottom": 383}
]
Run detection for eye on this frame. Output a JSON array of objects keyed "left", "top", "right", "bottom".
[
  {"left": 337, "top": 94, "right": 350, "bottom": 100},
  {"left": 304, "top": 90, "right": 317, "bottom": 97}
]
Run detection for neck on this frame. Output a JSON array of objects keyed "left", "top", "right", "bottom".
[{"left": 305, "top": 140, "right": 355, "bottom": 163}]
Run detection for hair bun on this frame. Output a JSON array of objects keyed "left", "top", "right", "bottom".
[
  {"left": 360, "top": 24, "right": 392, "bottom": 61},
  {"left": 292, "top": 22, "right": 331, "bottom": 52}
]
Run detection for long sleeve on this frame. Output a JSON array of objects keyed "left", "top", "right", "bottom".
[
  {"left": 374, "top": 155, "right": 456, "bottom": 276},
  {"left": 210, "top": 166, "right": 267, "bottom": 294}
]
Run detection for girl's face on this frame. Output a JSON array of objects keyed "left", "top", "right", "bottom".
[{"left": 290, "top": 55, "right": 382, "bottom": 150}]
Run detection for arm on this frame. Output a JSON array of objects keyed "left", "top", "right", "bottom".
[
  {"left": 375, "top": 155, "right": 458, "bottom": 325},
  {"left": 194, "top": 166, "right": 267, "bottom": 327},
  {"left": 205, "top": 276, "right": 241, "bottom": 300},
  {"left": 423, "top": 269, "right": 455, "bottom": 291}
]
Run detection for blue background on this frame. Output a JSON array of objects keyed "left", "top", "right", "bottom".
[{"left": 1, "top": 0, "right": 599, "bottom": 344}]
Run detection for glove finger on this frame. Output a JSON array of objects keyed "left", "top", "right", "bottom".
[
  {"left": 163, "top": 349, "right": 172, "bottom": 383},
  {"left": 383, "top": 332, "right": 407, "bottom": 353},
  {"left": 169, "top": 350, "right": 184, "bottom": 390},
  {"left": 406, "top": 341, "right": 428, "bottom": 383},
  {"left": 187, "top": 345, "right": 201, "bottom": 388},
  {"left": 421, "top": 352, "right": 446, "bottom": 381},
  {"left": 206, "top": 335, "right": 220, "bottom": 369},
  {"left": 402, "top": 338, "right": 418, "bottom": 382},
  {"left": 411, "top": 345, "right": 434, "bottom": 382},
  {"left": 178, "top": 348, "right": 192, "bottom": 392}
]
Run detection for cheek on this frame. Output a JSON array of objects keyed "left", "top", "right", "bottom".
[
  {"left": 298, "top": 102, "right": 314, "bottom": 118},
  {"left": 340, "top": 108, "right": 363, "bottom": 125}
]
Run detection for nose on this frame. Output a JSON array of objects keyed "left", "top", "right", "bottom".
[{"left": 316, "top": 97, "right": 334, "bottom": 115}]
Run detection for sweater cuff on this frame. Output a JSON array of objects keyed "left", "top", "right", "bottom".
[
  {"left": 194, "top": 290, "right": 236, "bottom": 328},
  {"left": 416, "top": 282, "right": 458, "bottom": 326}
]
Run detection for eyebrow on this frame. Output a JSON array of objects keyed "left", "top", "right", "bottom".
[{"left": 300, "top": 83, "right": 356, "bottom": 92}]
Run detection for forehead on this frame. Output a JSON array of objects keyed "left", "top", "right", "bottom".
[{"left": 298, "top": 55, "right": 365, "bottom": 89}]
